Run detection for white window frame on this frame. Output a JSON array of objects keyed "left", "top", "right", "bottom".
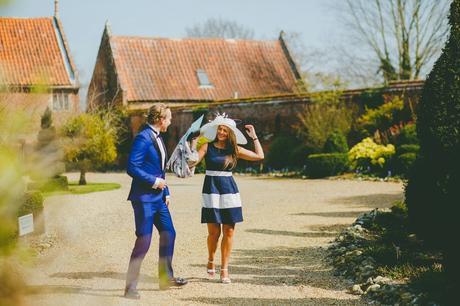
[
  {"left": 52, "top": 92, "right": 70, "bottom": 112},
  {"left": 196, "top": 69, "right": 213, "bottom": 88}
]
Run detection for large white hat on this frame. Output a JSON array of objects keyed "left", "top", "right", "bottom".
[{"left": 200, "top": 114, "right": 247, "bottom": 144}]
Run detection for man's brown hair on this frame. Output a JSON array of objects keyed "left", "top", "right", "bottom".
[{"left": 147, "top": 103, "right": 170, "bottom": 124}]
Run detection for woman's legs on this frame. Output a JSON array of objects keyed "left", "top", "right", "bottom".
[
  {"left": 207, "top": 223, "right": 221, "bottom": 271},
  {"left": 221, "top": 224, "right": 235, "bottom": 279}
]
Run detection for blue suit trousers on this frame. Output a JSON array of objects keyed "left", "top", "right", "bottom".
[{"left": 126, "top": 201, "right": 176, "bottom": 290}]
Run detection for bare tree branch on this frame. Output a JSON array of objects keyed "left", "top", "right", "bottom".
[
  {"left": 337, "top": 0, "right": 450, "bottom": 83},
  {"left": 185, "top": 18, "right": 255, "bottom": 39}
]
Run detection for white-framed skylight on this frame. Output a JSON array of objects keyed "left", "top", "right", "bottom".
[{"left": 196, "top": 69, "right": 213, "bottom": 87}]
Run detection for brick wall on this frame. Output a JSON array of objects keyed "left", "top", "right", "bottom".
[
  {"left": 0, "top": 89, "right": 79, "bottom": 143},
  {"left": 127, "top": 80, "right": 424, "bottom": 157}
]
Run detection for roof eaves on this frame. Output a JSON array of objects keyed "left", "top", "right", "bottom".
[
  {"left": 278, "top": 31, "right": 303, "bottom": 81},
  {"left": 106, "top": 24, "right": 127, "bottom": 105},
  {"left": 52, "top": 17, "right": 79, "bottom": 87}
]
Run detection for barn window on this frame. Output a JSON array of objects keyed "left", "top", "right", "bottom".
[{"left": 52, "top": 93, "right": 70, "bottom": 111}]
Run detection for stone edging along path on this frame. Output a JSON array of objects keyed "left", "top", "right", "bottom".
[{"left": 328, "top": 210, "right": 425, "bottom": 305}]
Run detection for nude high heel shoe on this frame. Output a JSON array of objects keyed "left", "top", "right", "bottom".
[
  {"left": 207, "top": 260, "right": 216, "bottom": 277},
  {"left": 220, "top": 268, "right": 231, "bottom": 284}
]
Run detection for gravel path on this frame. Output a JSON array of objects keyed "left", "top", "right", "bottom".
[{"left": 23, "top": 172, "right": 403, "bottom": 305}]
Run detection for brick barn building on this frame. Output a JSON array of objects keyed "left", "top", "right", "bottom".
[{"left": 0, "top": 1, "right": 80, "bottom": 137}]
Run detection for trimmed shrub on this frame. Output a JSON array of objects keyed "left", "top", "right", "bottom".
[
  {"left": 16, "top": 191, "right": 45, "bottom": 235},
  {"left": 289, "top": 144, "right": 310, "bottom": 169},
  {"left": 266, "top": 135, "right": 301, "bottom": 170},
  {"left": 394, "top": 153, "right": 417, "bottom": 177},
  {"left": 398, "top": 144, "right": 420, "bottom": 155},
  {"left": 41, "top": 175, "right": 68, "bottom": 192},
  {"left": 17, "top": 191, "right": 44, "bottom": 217},
  {"left": 305, "top": 153, "right": 349, "bottom": 178},
  {"left": 396, "top": 123, "right": 419, "bottom": 146},
  {"left": 323, "top": 130, "right": 349, "bottom": 153},
  {"left": 27, "top": 175, "right": 69, "bottom": 192}
]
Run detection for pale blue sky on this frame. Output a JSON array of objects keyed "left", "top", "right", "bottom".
[{"left": 1, "top": 0, "right": 341, "bottom": 102}]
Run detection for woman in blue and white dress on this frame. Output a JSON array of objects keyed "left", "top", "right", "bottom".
[{"left": 191, "top": 114, "right": 264, "bottom": 284}]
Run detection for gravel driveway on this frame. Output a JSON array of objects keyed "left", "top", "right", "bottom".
[{"left": 23, "top": 172, "right": 403, "bottom": 305}]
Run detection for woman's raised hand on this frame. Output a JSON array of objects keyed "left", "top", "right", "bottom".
[{"left": 244, "top": 125, "right": 257, "bottom": 139}]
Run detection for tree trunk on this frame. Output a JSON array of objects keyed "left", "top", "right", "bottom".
[{"left": 79, "top": 168, "right": 87, "bottom": 185}]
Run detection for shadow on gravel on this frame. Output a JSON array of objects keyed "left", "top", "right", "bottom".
[
  {"left": 307, "top": 224, "right": 349, "bottom": 233},
  {"left": 25, "top": 285, "right": 160, "bottom": 297},
  {"left": 50, "top": 271, "right": 156, "bottom": 282},
  {"left": 246, "top": 229, "right": 337, "bottom": 238},
  {"left": 292, "top": 211, "right": 369, "bottom": 218},
  {"left": 225, "top": 246, "right": 349, "bottom": 290},
  {"left": 330, "top": 193, "right": 403, "bottom": 209},
  {"left": 181, "top": 296, "right": 361, "bottom": 305}
]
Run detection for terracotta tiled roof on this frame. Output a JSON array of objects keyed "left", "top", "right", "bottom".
[
  {"left": 109, "top": 37, "right": 300, "bottom": 102},
  {"left": 0, "top": 17, "right": 76, "bottom": 87}
]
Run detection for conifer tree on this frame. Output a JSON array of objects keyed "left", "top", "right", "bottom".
[{"left": 405, "top": 0, "right": 460, "bottom": 287}]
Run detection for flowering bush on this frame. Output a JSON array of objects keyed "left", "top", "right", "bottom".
[
  {"left": 356, "top": 97, "right": 404, "bottom": 134},
  {"left": 348, "top": 138, "right": 395, "bottom": 175}
]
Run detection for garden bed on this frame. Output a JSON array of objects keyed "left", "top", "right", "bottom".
[{"left": 328, "top": 203, "right": 450, "bottom": 305}]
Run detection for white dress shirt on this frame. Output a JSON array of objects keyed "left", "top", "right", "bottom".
[{"left": 148, "top": 124, "right": 168, "bottom": 195}]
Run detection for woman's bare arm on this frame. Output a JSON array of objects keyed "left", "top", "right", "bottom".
[
  {"left": 238, "top": 146, "right": 264, "bottom": 161},
  {"left": 237, "top": 125, "right": 264, "bottom": 161},
  {"left": 189, "top": 140, "right": 208, "bottom": 166}
]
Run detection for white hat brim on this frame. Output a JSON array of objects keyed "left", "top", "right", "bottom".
[{"left": 200, "top": 119, "right": 247, "bottom": 145}]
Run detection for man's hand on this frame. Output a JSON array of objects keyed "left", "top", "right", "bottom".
[
  {"left": 165, "top": 197, "right": 171, "bottom": 207},
  {"left": 157, "top": 179, "right": 167, "bottom": 190},
  {"left": 153, "top": 178, "right": 167, "bottom": 190}
]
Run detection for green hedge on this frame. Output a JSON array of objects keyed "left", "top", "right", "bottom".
[
  {"left": 306, "top": 153, "right": 349, "bottom": 178},
  {"left": 16, "top": 191, "right": 45, "bottom": 236},
  {"left": 323, "top": 130, "right": 349, "bottom": 153},
  {"left": 394, "top": 153, "right": 417, "bottom": 177},
  {"left": 17, "top": 191, "right": 44, "bottom": 217},
  {"left": 396, "top": 124, "right": 419, "bottom": 146},
  {"left": 266, "top": 135, "right": 307, "bottom": 170},
  {"left": 28, "top": 175, "right": 68, "bottom": 192},
  {"left": 398, "top": 144, "right": 420, "bottom": 155}
]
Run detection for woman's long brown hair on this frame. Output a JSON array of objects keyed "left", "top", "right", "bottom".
[{"left": 214, "top": 125, "right": 238, "bottom": 170}]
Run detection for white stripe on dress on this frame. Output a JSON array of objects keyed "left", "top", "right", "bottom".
[
  {"left": 205, "top": 170, "right": 232, "bottom": 177},
  {"left": 202, "top": 193, "right": 242, "bottom": 209}
]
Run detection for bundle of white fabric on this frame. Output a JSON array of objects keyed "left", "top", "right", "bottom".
[
  {"left": 166, "top": 115, "right": 203, "bottom": 178},
  {"left": 167, "top": 136, "right": 199, "bottom": 178}
]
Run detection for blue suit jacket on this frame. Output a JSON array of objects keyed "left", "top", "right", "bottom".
[{"left": 127, "top": 126, "right": 170, "bottom": 203}]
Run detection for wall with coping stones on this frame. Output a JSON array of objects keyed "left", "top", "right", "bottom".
[{"left": 128, "top": 81, "right": 424, "bottom": 156}]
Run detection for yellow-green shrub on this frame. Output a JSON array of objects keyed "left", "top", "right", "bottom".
[{"left": 348, "top": 137, "right": 395, "bottom": 175}]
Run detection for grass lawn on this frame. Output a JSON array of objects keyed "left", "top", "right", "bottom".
[{"left": 42, "top": 182, "right": 121, "bottom": 197}]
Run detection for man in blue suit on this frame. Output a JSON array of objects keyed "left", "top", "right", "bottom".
[{"left": 124, "top": 103, "right": 187, "bottom": 299}]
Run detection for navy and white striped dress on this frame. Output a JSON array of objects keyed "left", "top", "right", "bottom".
[{"left": 201, "top": 143, "right": 243, "bottom": 224}]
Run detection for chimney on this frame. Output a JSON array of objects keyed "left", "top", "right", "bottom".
[{"left": 54, "top": 0, "right": 59, "bottom": 18}]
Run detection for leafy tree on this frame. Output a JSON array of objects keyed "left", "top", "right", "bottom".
[
  {"left": 61, "top": 113, "right": 117, "bottom": 185},
  {"left": 405, "top": 0, "right": 460, "bottom": 289}
]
